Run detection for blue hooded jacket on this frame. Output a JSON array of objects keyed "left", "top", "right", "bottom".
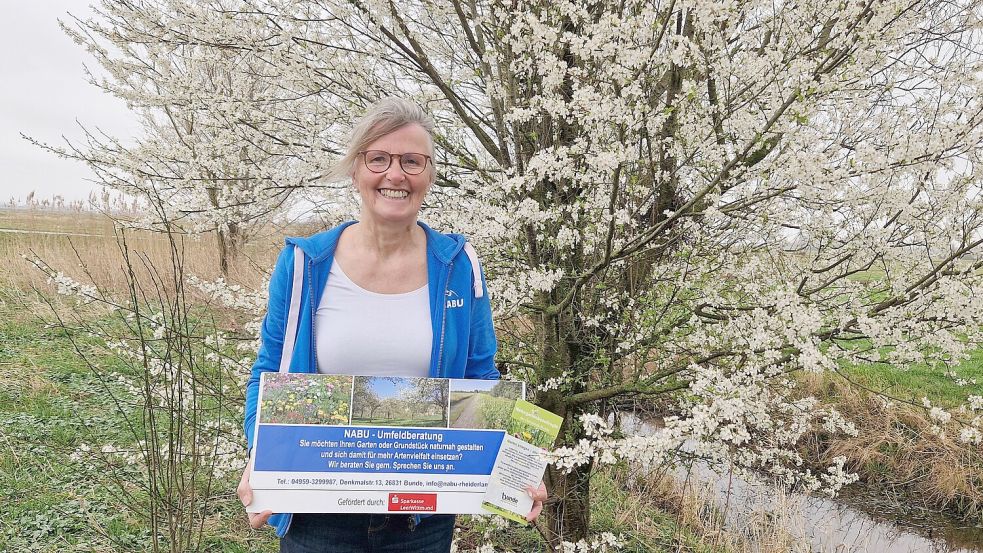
[{"left": 244, "top": 221, "right": 499, "bottom": 537}]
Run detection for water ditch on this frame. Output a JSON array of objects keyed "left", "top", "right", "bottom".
[
  {"left": 621, "top": 414, "right": 983, "bottom": 552},
  {"left": 0, "top": 227, "right": 104, "bottom": 237}
]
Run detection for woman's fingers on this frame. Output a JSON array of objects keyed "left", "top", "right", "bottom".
[
  {"left": 525, "top": 482, "right": 548, "bottom": 522},
  {"left": 527, "top": 481, "right": 549, "bottom": 502},
  {"left": 248, "top": 510, "right": 273, "bottom": 529},
  {"left": 238, "top": 463, "right": 271, "bottom": 529},
  {"left": 237, "top": 483, "right": 252, "bottom": 507},
  {"left": 237, "top": 464, "right": 253, "bottom": 507}
]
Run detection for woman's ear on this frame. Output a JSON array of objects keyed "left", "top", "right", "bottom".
[
  {"left": 349, "top": 164, "right": 359, "bottom": 190},
  {"left": 348, "top": 166, "right": 362, "bottom": 202}
]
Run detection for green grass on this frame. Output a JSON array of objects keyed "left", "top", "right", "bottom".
[
  {"left": 351, "top": 416, "right": 446, "bottom": 427},
  {"left": 834, "top": 343, "right": 983, "bottom": 408},
  {"left": 475, "top": 394, "right": 515, "bottom": 429},
  {"left": 0, "top": 288, "right": 276, "bottom": 552},
  {"left": 589, "top": 468, "right": 724, "bottom": 552},
  {"left": 841, "top": 359, "right": 983, "bottom": 407},
  {"left": 450, "top": 392, "right": 515, "bottom": 429},
  {"left": 0, "top": 292, "right": 125, "bottom": 551},
  {"left": 835, "top": 268, "right": 983, "bottom": 405}
]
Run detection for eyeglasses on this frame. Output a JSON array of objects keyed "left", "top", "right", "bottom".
[{"left": 359, "top": 150, "right": 432, "bottom": 175}]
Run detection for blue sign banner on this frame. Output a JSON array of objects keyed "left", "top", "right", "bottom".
[{"left": 255, "top": 425, "right": 505, "bottom": 475}]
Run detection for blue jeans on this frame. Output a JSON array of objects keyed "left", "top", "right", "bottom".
[{"left": 279, "top": 514, "right": 456, "bottom": 553}]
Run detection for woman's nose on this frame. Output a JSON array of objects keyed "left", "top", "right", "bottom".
[{"left": 385, "top": 156, "right": 407, "bottom": 181}]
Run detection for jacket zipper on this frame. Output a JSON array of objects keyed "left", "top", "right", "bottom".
[
  {"left": 435, "top": 261, "right": 453, "bottom": 378},
  {"left": 308, "top": 257, "right": 316, "bottom": 373}
]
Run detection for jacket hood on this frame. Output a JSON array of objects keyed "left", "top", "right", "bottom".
[{"left": 284, "top": 220, "right": 466, "bottom": 265}]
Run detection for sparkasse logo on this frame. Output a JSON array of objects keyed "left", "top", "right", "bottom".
[{"left": 387, "top": 493, "right": 437, "bottom": 512}]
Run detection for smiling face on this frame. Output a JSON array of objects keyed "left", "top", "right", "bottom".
[{"left": 352, "top": 123, "right": 434, "bottom": 227}]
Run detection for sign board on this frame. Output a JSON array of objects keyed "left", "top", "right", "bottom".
[{"left": 248, "top": 373, "right": 526, "bottom": 514}]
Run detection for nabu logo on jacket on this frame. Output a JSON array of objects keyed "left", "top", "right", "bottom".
[{"left": 445, "top": 289, "right": 464, "bottom": 309}]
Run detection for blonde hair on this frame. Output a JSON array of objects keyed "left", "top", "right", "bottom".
[{"left": 328, "top": 97, "right": 436, "bottom": 183}]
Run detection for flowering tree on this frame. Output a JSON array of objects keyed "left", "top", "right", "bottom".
[
  {"left": 35, "top": 1, "right": 338, "bottom": 274},
  {"left": 412, "top": 379, "right": 451, "bottom": 421},
  {"left": 59, "top": 0, "right": 983, "bottom": 546}
]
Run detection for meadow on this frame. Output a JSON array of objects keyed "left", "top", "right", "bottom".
[
  {"left": 3, "top": 207, "right": 981, "bottom": 552},
  {"left": 0, "top": 209, "right": 274, "bottom": 292},
  {"left": 449, "top": 391, "right": 515, "bottom": 429}
]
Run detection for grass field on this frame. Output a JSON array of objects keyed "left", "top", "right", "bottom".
[
  {"left": 838, "top": 351, "right": 983, "bottom": 408},
  {"left": 0, "top": 208, "right": 282, "bottom": 293},
  {"left": 449, "top": 391, "right": 516, "bottom": 429},
  {"left": 0, "top": 209, "right": 283, "bottom": 551}
]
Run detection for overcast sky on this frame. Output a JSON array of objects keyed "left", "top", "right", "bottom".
[{"left": 0, "top": 1, "right": 139, "bottom": 204}]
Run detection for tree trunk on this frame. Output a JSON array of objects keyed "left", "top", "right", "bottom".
[
  {"left": 216, "top": 221, "right": 241, "bottom": 278},
  {"left": 536, "top": 304, "right": 593, "bottom": 545},
  {"left": 207, "top": 184, "right": 242, "bottom": 278},
  {"left": 544, "top": 456, "right": 593, "bottom": 544}
]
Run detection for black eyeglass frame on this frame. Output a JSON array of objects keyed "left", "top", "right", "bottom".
[{"left": 358, "top": 150, "right": 433, "bottom": 175}]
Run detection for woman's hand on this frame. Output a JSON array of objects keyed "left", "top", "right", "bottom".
[
  {"left": 238, "top": 462, "right": 273, "bottom": 529},
  {"left": 525, "top": 482, "right": 548, "bottom": 522}
]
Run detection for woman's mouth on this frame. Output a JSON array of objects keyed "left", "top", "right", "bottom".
[{"left": 378, "top": 189, "right": 409, "bottom": 199}]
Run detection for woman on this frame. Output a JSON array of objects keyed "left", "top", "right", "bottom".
[{"left": 237, "top": 98, "right": 546, "bottom": 552}]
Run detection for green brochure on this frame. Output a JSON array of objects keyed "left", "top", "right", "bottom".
[{"left": 481, "top": 400, "right": 562, "bottom": 523}]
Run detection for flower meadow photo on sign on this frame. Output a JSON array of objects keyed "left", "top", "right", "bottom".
[{"left": 259, "top": 373, "right": 352, "bottom": 425}]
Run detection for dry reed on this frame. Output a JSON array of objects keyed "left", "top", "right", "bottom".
[
  {"left": 0, "top": 209, "right": 285, "bottom": 296},
  {"left": 609, "top": 463, "right": 809, "bottom": 553},
  {"left": 798, "top": 373, "right": 983, "bottom": 522}
]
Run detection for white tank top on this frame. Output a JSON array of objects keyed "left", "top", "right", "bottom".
[{"left": 315, "top": 259, "right": 432, "bottom": 377}]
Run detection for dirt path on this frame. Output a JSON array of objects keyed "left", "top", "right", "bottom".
[{"left": 453, "top": 395, "right": 481, "bottom": 428}]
